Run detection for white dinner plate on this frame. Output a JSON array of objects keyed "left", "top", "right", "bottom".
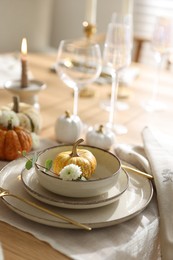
[
  {"left": 21, "top": 167, "right": 129, "bottom": 209},
  {"left": 0, "top": 157, "right": 153, "bottom": 229}
]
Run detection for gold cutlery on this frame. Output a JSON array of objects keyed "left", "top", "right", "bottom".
[
  {"left": 122, "top": 165, "right": 153, "bottom": 180},
  {"left": 0, "top": 187, "right": 92, "bottom": 231}
]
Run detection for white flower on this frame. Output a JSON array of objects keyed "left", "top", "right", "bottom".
[{"left": 59, "top": 164, "right": 85, "bottom": 181}]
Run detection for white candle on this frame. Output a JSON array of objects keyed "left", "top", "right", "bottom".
[
  {"left": 85, "top": 0, "right": 97, "bottom": 25},
  {"left": 21, "top": 38, "right": 28, "bottom": 88},
  {"left": 122, "top": 0, "right": 134, "bottom": 14}
]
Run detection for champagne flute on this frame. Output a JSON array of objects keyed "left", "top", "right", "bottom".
[
  {"left": 56, "top": 39, "right": 102, "bottom": 116},
  {"left": 103, "top": 13, "right": 132, "bottom": 134},
  {"left": 143, "top": 16, "right": 173, "bottom": 112}
]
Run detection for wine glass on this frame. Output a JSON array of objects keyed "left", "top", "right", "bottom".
[
  {"left": 103, "top": 13, "right": 132, "bottom": 134},
  {"left": 56, "top": 39, "right": 102, "bottom": 116},
  {"left": 143, "top": 16, "right": 173, "bottom": 112}
]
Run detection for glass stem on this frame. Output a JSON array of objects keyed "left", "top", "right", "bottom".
[
  {"left": 73, "top": 88, "right": 79, "bottom": 116},
  {"left": 151, "top": 53, "right": 162, "bottom": 104},
  {"left": 108, "top": 70, "right": 119, "bottom": 128}
]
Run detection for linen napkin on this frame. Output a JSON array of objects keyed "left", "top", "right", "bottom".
[{"left": 115, "top": 126, "right": 173, "bottom": 260}]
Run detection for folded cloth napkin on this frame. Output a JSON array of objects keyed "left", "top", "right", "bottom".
[{"left": 115, "top": 126, "right": 173, "bottom": 260}]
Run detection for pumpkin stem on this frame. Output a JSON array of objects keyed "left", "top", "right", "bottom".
[
  {"left": 70, "top": 138, "right": 84, "bottom": 157},
  {"left": 12, "top": 96, "right": 20, "bottom": 113},
  {"left": 7, "top": 119, "right": 13, "bottom": 130},
  {"left": 97, "top": 125, "right": 104, "bottom": 133},
  {"left": 65, "top": 111, "right": 70, "bottom": 118}
]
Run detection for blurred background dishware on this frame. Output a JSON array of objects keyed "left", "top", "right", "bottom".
[
  {"left": 142, "top": 16, "right": 173, "bottom": 112},
  {"left": 102, "top": 13, "right": 133, "bottom": 135},
  {"left": 56, "top": 39, "right": 102, "bottom": 116}
]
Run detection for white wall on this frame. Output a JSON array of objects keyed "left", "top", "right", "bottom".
[
  {"left": 1, "top": 0, "right": 173, "bottom": 66},
  {"left": 50, "top": 0, "right": 133, "bottom": 49},
  {"left": 0, "top": 0, "right": 53, "bottom": 52},
  {"left": 0, "top": 0, "right": 133, "bottom": 52}
]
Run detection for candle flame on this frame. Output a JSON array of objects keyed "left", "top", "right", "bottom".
[{"left": 21, "top": 38, "right": 27, "bottom": 55}]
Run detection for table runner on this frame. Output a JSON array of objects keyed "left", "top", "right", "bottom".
[{"left": 0, "top": 138, "right": 160, "bottom": 260}]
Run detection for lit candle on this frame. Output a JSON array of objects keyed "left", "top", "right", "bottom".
[
  {"left": 21, "top": 38, "right": 28, "bottom": 88},
  {"left": 85, "top": 0, "right": 97, "bottom": 25}
]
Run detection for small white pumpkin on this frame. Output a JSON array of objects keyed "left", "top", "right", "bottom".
[
  {"left": 0, "top": 110, "right": 20, "bottom": 128},
  {"left": 0, "top": 96, "right": 41, "bottom": 133},
  {"left": 55, "top": 111, "right": 83, "bottom": 144},
  {"left": 86, "top": 125, "right": 115, "bottom": 150}
]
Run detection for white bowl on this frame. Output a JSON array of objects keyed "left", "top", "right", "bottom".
[{"left": 35, "top": 145, "right": 121, "bottom": 198}]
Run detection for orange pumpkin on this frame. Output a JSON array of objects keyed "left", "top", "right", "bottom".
[{"left": 0, "top": 120, "right": 32, "bottom": 161}]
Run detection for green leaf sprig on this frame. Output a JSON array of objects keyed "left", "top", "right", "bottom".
[{"left": 21, "top": 150, "right": 54, "bottom": 173}]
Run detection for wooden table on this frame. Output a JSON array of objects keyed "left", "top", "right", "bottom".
[{"left": 0, "top": 53, "right": 173, "bottom": 260}]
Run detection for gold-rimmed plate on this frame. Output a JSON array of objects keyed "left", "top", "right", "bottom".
[
  {"left": 0, "top": 157, "right": 153, "bottom": 229},
  {"left": 21, "top": 167, "right": 129, "bottom": 209}
]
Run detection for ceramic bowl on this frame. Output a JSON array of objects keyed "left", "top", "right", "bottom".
[{"left": 35, "top": 145, "right": 121, "bottom": 198}]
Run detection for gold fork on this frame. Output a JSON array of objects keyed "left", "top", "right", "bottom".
[
  {"left": 0, "top": 187, "right": 91, "bottom": 231},
  {"left": 122, "top": 165, "right": 153, "bottom": 180}
]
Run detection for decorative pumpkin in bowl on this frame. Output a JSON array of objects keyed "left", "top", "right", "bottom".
[
  {"left": 53, "top": 139, "right": 97, "bottom": 179},
  {"left": 35, "top": 139, "right": 121, "bottom": 198}
]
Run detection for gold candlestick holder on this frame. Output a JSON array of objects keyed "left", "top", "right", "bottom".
[
  {"left": 79, "top": 21, "right": 97, "bottom": 98},
  {"left": 83, "top": 21, "right": 97, "bottom": 39}
]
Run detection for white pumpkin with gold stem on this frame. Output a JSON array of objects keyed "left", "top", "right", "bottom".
[
  {"left": 86, "top": 125, "right": 115, "bottom": 150},
  {"left": 55, "top": 111, "right": 83, "bottom": 144}
]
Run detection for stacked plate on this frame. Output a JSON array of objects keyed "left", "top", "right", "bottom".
[
  {"left": 21, "top": 167, "right": 129, "bottom": 209},
  {"left": 0, "top": 156, "right": 153, "bottom": 229}
]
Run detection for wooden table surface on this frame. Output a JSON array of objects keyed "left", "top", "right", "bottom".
[{"left": 0, "top": 53, "right": 173, "bottom": 260}]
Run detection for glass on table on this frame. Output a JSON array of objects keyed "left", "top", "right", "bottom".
[
  {"left": 142, "top": 16, "right": 173, "bottom": 112},
  {"left": 102, "top": 13, "right": 133, "bottom": 135},
  {"left": 56, "top": 39, "right": 102, "bottom": 116}
]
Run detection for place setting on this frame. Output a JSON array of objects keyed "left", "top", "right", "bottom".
[{"left": 0, "top": 135, "right": 154, "bottom": 230}]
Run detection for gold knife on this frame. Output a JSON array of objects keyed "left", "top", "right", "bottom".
[{"left": 0, "top": 187, "right": 92, "bottom": 231}]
